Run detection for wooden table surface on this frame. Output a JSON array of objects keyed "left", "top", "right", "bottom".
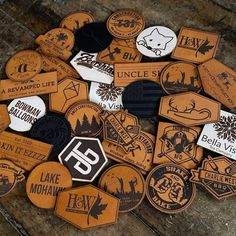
[{"left": 0, "top": 0, "right": 236, "bottom": 235}]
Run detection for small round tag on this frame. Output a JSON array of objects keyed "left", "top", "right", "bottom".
[
  {"left": 8, "top": 96, "right": 46, "bottom": 132},
  {"left": 136, "top": 26, "right": 177, "bottom": 58}
]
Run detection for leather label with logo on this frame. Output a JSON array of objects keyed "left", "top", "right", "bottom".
[
  {"left": 102, "top": 131, "right": 155, "bottom": 173},
  {"left": 71, "top": 51, "right": 114, "bottom": 84},
  {"left": 160, "top": 61, "right": 202, "bottom": 94},
  {"left": 190, "top": 155, "right": 236, "bottom": 200},
  {"left": 58, "top": 137, "right": 108, "bottom": 182},
  {"left": 0, "top": 131, "right": 52, "bottom": 171},
  {"left": 197, "top": 110, "right": 236, "bottom": 161},
  {"left": 100, "top": 109, "right": 141, "bottom": 153},
  {"left": 171, "top": 27, "right": 220, "bottom": 63},
  {"left": 65, "top": 101, "right": 102, "bottom": 137},
  {"left": 198, "top": 58, "right": 236, "bottom": 109},
  {"left": 0, "top": 159, "right": 25, "bottom": 197},
  {"left": 35, "top": 28, "right": 74, "bottom": 60},
  {"left": 60, "top": 11, "right": 94, "bottom": 33},
  {"left": 97, "top": 38, "right": 142, "bottom": 64},
  {"left": 55, "top": 185, "right": 119, "bottom": 230},
  {"left": 159, "top": 92, "right": 221, "bottom": 126},
  {"left": 146, "top": 163, "right": 196, "bottom": 214},
  {"left": 0, "top": 71, "right": 58, "bottom": 101},
  {"left": 0, "top": 105, "right": 10, "bottom": 133},
  {"left": 154, "top": 122, "right": 203, "bottom": 169},
  {"left": 114, "top": 62, "right": 170, "bottom": 86},
  {"left": 49, "top": 77, "right": 88, "bottom": 114},
  {"left": 37, "top": 48, "right": 79, "bottom": 81},
  {"left": 5, "top": 50, "right": 42, "bottom": 82},
  {"left": 26, "top": 161, "right": 72, "bottom": 209},
  {"left": 106, "top": 9, "right": 145, "bottom": 39},
  {"left": 99, "top": 164, "right": 145, "bottom": 212}
]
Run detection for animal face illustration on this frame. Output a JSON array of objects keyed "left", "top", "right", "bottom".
[{"left": 137, "top": 28, "right": 173, "bottom": 56}]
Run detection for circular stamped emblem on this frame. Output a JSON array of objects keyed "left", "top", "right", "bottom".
[
  {"left": 75, "top": 23, "right": 113, "bottom": 53},
  {"left": 5, "top": 50, "right": 42, "bottom": 81},
  {"left": 30, "top": 114, "right": 72, "bottom": 155},
  {"left": 122, "top": 80, "right": 166, "bottom": 118},
  {"left": 146, "top": 163, "right": 196, "bottom": 214},
  {"left": 65, "top": 101, "right": 103, "bottom": 137},
  {"left": 0, "top": 160, "right": 25, "bottom": 197},
  {"left": 98, "top": 163, "right": 145, "bottom": 212},
  {"left": 26, "top": 161, "right": 72, "bottom": 209},
  {"left": 60, "top": 11, "right": 94, "bottom": 33},
  {"left": 8, "top": 96, "right": 46, "bottom": 132},
  {"left": 160, "top": 62, "right": 202, "bottom": 94},
  {"left": 107, "top": 9, "right": 145, "bottom": 39},
  {"left": 136, "top": 26, "right": 177, "bottom": 58}
]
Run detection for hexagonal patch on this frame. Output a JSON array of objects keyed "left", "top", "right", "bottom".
[
  {"left": 159, "top": 92, "right": 221, "bottom": 126},
  {"left": 190, "top": 156, "right": 236, "bottom": 199},
  {"left": 198, "top": 58, "right": 236, "bottom": 109},
  {"left": 58, "top": 137, "right": 108, "bottom": 182},
  {"left": 100, "top": 109, "right": 141, "bottom": 153},
  {"left": 55, "top": 185, "right": 119, "bottom": 230}
]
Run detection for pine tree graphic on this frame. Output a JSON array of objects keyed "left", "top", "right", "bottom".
[{"left": 75, "top": 114, "right": 100, "bottom": 135}]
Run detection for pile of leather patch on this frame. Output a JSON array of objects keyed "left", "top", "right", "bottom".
[{"left": 1, "top": 9, "right": 236, "bottom": 230}]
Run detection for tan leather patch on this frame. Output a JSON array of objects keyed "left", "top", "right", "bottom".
[
  {"left": 191, "top": 155, "right": 236, "bottom": 199},
  {"left": 26, "top": 161, "right": 72, "bottom": 209},
  {"left": 49, "top": 77, "right": 88, "bottom": 114},
  {"left": 65, "top": 101, "right": 103, "bottom": 137},
  {"left": 171, "top": 27, "right": 220, "bottom": 63},
  {"left": 60, "top": 11, "right": 94, "bottom": 33},
  {"left": 97, "top": 38, "right": 142, "bottom": 64},
  {"left": 100, "top": 109, "right": 141, "bottom": 153},
  {"left": 98, "top": 164, "right": 145, "bottom": 212},
  {"left": 35, "top": 28, "right": 74, "bottom": 60},
  {"left": 55, "top": 185, "right": 119, "bottom": 230},
  {"left": 198, "top": 58, "right": 236, "bottom": 109},
  {"left": 0, "top": 105, "right": 10, "bottom": 133},
  {"left": 0, "top": 131, "right": 52, "bottom": 171},
  {"left": 159, "top": 92, "right": 221, "bottom": 126},
  {"left": 0, "top": 72, "right": 58, "bottom": 101},
  {"left": 146, "top": 163, "right": 196, "bottom": 214},
  {"left": 153, "top": 122, "right": 203, "bottom": 169},
  {"left": 114, "top": 62, "right": 169, "bottom": 86},
  {"left": 160, "top": 61, "right": 202, "bottom": 94},
  {"left": 37, "top": 48, "right": 79, "bottom": 81},
  {"left": 102, "top": 131, "right": 155, "bottom": 173},
  {"left": 107, "top": 9, "right": 145, "bottom": 39},
  {"left": 5, "top": 50, "right": 42, "bottom": 82},
  {"left": 0, "top": 159, "right": 25, "bottom": 197}
]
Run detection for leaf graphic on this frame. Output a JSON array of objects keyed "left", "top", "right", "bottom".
[
  {"left": 87, "top": 193, "right": 107, "bottom": 225},
  {"left": 195, "top": 38, "right": 214, "bottom": 57}
]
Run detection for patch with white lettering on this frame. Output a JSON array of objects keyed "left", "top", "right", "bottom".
[
  {"left": 190, "top": 155, "right": 236, "bottom": 200},
  {"left": 89, "top": 82, "right": 124, "bottom": 111},
  {"left": 197, "top": 110, "right": 236, "bottom": 160},
  {"left": 146, "top": 163, "right": 196, "bottom": 214},
  {"left": 70, "top": 51, "right": 114, "bottom": 84},
  {"left": 8, "top": 96, "right": 46, "bottom": 132},
  {"left": 58, "top": 137, "right": 108, "bottom": 182},
  {"left": 26, "top": 161, "right": 72, "bottom": 208}
]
